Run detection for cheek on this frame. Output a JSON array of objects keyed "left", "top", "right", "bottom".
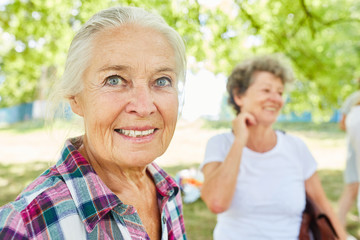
[
  {"left": 279, "top": 98, "right": 285, "bottom": 107},
  {"left": 83, "top": 93, "right": 124, "bottom": 126},
  {"left": 160, "top": 94, "right": 179, "bottom": 126},
  {"left": 168, "top": 95, "right": 179, "bottom": 118}
]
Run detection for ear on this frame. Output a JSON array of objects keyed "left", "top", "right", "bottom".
[
  {"left": 233, "top": 90, "right": 243, "bottom": 107},
  {"left": 69, "top": 95, "right": 84, "bottom": 117}
]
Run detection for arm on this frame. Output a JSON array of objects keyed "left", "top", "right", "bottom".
[
  {"left": 201, "top": 139, "right": 244, "bottom": 213},
  {"left": 339, "top": 114, "right": 346, "bottom": 131},
  {"left": 201, "top": 112, "right": 256, "bottom": 214},
  {"left": 305, "top": 173, "right": 347, "bottom": 240},
  {"left": 0, "top": 204, "right": 28, "bottom": 239}
]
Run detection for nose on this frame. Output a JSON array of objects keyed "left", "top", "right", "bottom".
[{"left": 125, "top": 85, "right": 157, "bottom": 117}]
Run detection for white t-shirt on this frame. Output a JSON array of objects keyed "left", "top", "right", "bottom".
[
  {"left": 201, "top": 131, "right": 317, "bottom": 240},
  {"left": 341, "top": 90, "right": 360, "bottom": 114},
  {"left": 346, "top": 105, "right": 360, "bottom": 131},
  {"left": 346, "top": 106, "right": 360, "bottom": 176}
]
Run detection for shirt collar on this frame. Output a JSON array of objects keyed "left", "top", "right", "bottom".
[
  {"left": 56, "top": 137, "right": 120, "bottom": 232},
  {"left": 147, "top": 162, "right": 179, "bottom": 201},
  {"left": 55, "top": 137, "right": 179, "bottom": 232}
]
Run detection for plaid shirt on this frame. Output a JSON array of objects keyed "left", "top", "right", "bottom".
[{"left": 0, "top": 138, "right": 186, "bottom": 240}]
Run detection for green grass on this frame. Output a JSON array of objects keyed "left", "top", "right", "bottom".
[
  {"left": 0, "top": 161, "right": 51, "bottom": 205},
  {"left": 0, "top": 162, "right": 358, "bottom": 239},
  {"left": 318, "top": 170, "right": 359, "bottom": 238}
]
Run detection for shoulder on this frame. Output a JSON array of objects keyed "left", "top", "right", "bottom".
[
  {"left": 0, "top": 203, "right": 27, "bottom": 238},
  {"left": 202, "top": 132, "right": 233, "bottom": 166},
  {"left": 12, "top": 164, "right": 67, "bottom": 207},
  {"left": 276, "top": 131, "right": 316, "bottom": 175},
  {"left": 342, "top": 91, "right": 360, "bottom": 112},
  {"left": 276, "top": 130, "right": 309, "bottom": 150},
  {"left": 345, "top": 91, "right": 360, "bottom": 102},
  {"left": 207, "top": 131, "right": 233, "bottom": 146},
  {"left": 276, "top": 131, "right": 316, "bottom": 164},
  {"left": 347, "top": 105, "right": 360, "bottom": 125},
  {"left": 205, "top": 131, "right": 234, "bottom": 155},
  {"left": 352, "top": 90, "right": 360, "bottom": 98},
  {"left": 0, "top": 168, "right": 76, "bottom": 239}
]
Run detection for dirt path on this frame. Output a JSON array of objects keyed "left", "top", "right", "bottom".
[{"left": 0, "top": 120, "right": 347, "bottom": 170}]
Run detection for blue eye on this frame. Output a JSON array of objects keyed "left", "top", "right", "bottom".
[
  {"left": 156, "top": 77, "right": 171, "bottom": 87},
  {"left": 106, "top": 75, "right": 122, "bottom": 86}
]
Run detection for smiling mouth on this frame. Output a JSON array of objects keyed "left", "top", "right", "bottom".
[
  {"left": 115, "top": 129, "right": 156, "bottom": 137},
  {"left": 264, "top": 107, "right": 278, "bottom": 112}
]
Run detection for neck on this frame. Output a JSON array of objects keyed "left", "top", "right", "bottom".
[
  {"left": 77, "top": 137, "right": 152, "bottom": 196},
  {"left": 246, "top": 125, "right": 277, "bottom": 153},
  {"left": 77, "top": 136, "right": 161, "bottom": 239}
]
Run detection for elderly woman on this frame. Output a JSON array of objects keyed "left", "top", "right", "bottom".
[
  {"left": 0, "top": 6, "right": 186, "bottom": 240},
  {"left": 200, "top": 55, "right": 347, "bottom": 239}
]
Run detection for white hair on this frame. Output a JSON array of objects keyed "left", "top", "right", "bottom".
[{"left": 48, "top": 6, "right": 186, "bottom": 120}]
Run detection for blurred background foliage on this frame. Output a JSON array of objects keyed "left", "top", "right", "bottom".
[{"left": 0, "top": 0, "right": 360, "bottom": 120}]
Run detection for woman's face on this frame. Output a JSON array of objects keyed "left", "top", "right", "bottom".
[
  {"left": 234, "top": 71, "right": 284, "bottom": 126},
  {"left": 70, "top": 24, "right": 179, "bottom": 168}
]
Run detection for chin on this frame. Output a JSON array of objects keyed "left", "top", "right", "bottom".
[
  {"left": 120, "top": 151, "right": 164, "bottom": 167},
  {"left": 260, "top": 119, "right": 277, "bottom": 126}
]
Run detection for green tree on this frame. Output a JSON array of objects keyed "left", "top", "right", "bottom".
[
  {"left": 1, "top": 0, "right": 360, "bottom": 121},
  {"left": 0, "top": 0, "right": 203, "bottom": 108},
  {"left": 199, "top": 0, "right": 360, "bottom": 120},
  {"left": 0, "top": 0, "right": 74, "bottom": 107}
]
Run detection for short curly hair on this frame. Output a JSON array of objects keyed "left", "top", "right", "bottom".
[{"left": 227, "top": 54, "right": 294, "bottom": 114}]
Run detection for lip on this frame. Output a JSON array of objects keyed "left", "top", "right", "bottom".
[
  {"left": 263, "top": 105, "right": 281, "bottom": 111},
  {"left": 118, "top": 126, "right": 157, "bottom": 131},
  {"left": 114, "top": 126, "right": 159, "bottom": 142},
  {"left": 264, "top": 108, "right": 277, "bottom": 112}
]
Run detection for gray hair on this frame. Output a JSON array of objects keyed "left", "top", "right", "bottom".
[
  {"left": 227, "top": 54, "right": 294, "bottom": 114},
  {"left": 48, "top": 6, "right": 186, "bottom": 119}
]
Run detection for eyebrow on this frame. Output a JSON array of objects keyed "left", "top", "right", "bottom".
[
  {"left": 98, "top": 65, "right": 129, "bottom": 73},
  {"left": 98, "top": 65, "right": 177, "bottom": 74},
  {"left": 155, "top": 67, "right": 177, "bottom": 74}
]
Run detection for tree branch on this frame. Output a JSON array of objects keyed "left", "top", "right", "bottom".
[
  {"left": 299, "top": 0, "right": 316, "bottom": 38},
  {"left": 299, "top": 0, "right": 360, "bottom": 31},
  {"left": 323, "top": 17, "right": 360, "bottom": 26},
  {"left": 237, "top": 2, "right": 262, "bottom": 33}
]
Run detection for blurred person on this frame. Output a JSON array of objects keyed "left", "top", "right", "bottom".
[
  {"left": 338, "top": 78, "right": 360, "bottom": 227},
  {"left": 0, "top": 6, "right": 187, "bottom": 239},
  {"left": 345, "top": 101, "right": 360, "bottom": 213},
  {"left": 200, "top": 55, "right": 347, "bottom": 239}
]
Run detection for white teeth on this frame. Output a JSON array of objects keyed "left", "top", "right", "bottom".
[
  {"left": 117, "top": 129, "right": 155, "bottom": 137},
  {"left": 265, "top": 107, "right": 276, "bottom": 111}
]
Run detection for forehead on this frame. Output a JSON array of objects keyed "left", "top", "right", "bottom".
[
  {"left": 251, "top": 71, "right": 284, "bottom": 88},
  {"left": 89, "top": 24, "right": 176, "bottom": 71}
]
